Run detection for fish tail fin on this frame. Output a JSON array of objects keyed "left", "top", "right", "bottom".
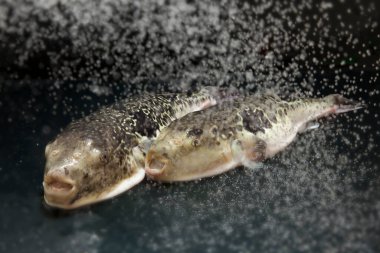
[{"left": 325, "top": 94, "right": 365, "bottom": 114}]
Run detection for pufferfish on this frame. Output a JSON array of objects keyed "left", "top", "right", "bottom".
[
  {"left": 145, "top": 94, "right": 363, "bottom": 181},
  {"left": 43, "top": 87, "right": 238, "bottom": 209}
]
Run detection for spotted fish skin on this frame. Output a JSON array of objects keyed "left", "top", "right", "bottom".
[
  {"left": 145, "top": 94, "right": 363, "bottom": 182},
  {"left": 43, "top": 87, "right": 236, "bottom": 209}
]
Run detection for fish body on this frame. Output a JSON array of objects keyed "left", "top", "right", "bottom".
[
  {"left": 43, "top": 87, "right": 236, "bottom": 209},
  {"left": 145, "top": 94, "right": 362, "bottom": 182}
]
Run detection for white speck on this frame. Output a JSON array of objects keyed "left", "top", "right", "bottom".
[{"left": 321, "top": 2, "right": 333, "bottom": 9}]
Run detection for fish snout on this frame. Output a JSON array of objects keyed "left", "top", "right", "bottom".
[
  {"left": 43, "top": 171, "right": 78, "bottom": 205},
  {"left": 145, "top": 151, "right": 170, "bottom": 178}
]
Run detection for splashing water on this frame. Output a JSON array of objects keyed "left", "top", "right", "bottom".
[{"left": 0, "top": 0, "right": 379, "bottom": 252}]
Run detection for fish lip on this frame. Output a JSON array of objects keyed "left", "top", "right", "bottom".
[
  {"left": 43, "top": 174, "right": 76, "bottom": 191},
  {"left": 43, "top": 182, "right": 76, "bottom": 196},
  {"left": 43, "top": 175, "right": 78, "bottom": 205},
  {"left": 145, "top": 166, "right": 165, "bottom": 177},
  {"left": 145, "top": 151, "right": 169, "bottom": 178},
  {"left": 145, "top": 161, "right": 167, "bottom": 177}
]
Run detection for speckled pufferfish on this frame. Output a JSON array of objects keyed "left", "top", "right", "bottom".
[
  {"left": 145, "top": 94, "right": 363, "bottom": 181},
  {"left": 43, "top": 87, "right": 236, "bottom": 209}
]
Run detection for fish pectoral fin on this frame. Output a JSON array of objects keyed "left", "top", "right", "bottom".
[
  {"left": 300, "top": 121, "right": 320, "bottom": 133},
  {"left": 132, "top": 137, "right": 155, "bottom": 168},
  {"left": 131, "top": 138, "right": 154, "bottom": 182},
  {"left": 247, "top": 137, "right": 267, "bottom": 162},
  {"left": 242, "top": 160, "right": 264, "bottom": 170},
  {"left": 132, "top": 146, "right": 145, "bottom": 169},
  {"left": 139, "top": 136, "right": 155, "bottom": 154},
  {"left": 231, "top": 136, "right": 267, "bottom": 164}
]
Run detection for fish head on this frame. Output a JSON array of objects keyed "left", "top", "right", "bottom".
[
  {"left": 43, "top": 132, "right": 124, "bottom": 209},
  {"left": 145, "top": 118, "right": 235, "bottom": 182}
]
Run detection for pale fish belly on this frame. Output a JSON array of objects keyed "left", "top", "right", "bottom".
[{"left": 256, "top": 118, "right": 303, "bottom": 158}]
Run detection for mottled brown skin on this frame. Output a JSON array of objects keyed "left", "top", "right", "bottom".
[
  {"left": 44, "top": 88, "right": 237, "bottom": 209},
  {"left": 145, "top": 94, "right": 363, "bottom": 182}
]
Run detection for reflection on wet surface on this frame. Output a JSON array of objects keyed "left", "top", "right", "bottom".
[{"left": 0, "top": 0, "right": 379, "bottom": 252}]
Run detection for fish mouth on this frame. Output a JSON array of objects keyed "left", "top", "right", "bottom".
[
  {"left": 145, "top": 151, "right": 169, "bottom": 178},
  {"left": 43, "top": 173, "right": 78, "bottom": 206}
]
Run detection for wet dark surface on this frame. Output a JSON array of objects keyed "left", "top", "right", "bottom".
[
  {"left": 0, "top": 80, "right": 379, "bottom": 253},
  {"left": 1, "top": 0, "right": 380, "bottom": 252}
]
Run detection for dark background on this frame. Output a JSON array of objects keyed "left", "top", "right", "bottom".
[{"left": 0, "top": 0, "right": 379, "bottom": 252}]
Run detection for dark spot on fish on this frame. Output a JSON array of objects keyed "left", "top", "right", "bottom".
[
  {"left": 177, "top": 125, "right": 187, "bottom": 132},
  {"left": 256, "top": 139, "right": 267, "bottom": 149},
  {"left": 210, "top": 126, "right": 218, "bottom": 136},
  {"left": 64, "top": 167, "right": 69, "bottom": 175},
  {"left": 132, "top": 110, "right": 158, "bottom": 137},
  {"left": 187, "top": 128, "right": 203, "bottom": 137},
  {"left": 192, "top": 139, "right": 200, "bottom": 147},
  {"left": 241, "top": 109, "right": 272, "bottom": 134},
  {"left": 101, "top": 154, "right": 108, "bottom": 163},
  {"left": 186, "top": 90, "right": 192, "bottom": 97},
  {"left": 271, "top": 114, "right": 278, "bottom": 124}
]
